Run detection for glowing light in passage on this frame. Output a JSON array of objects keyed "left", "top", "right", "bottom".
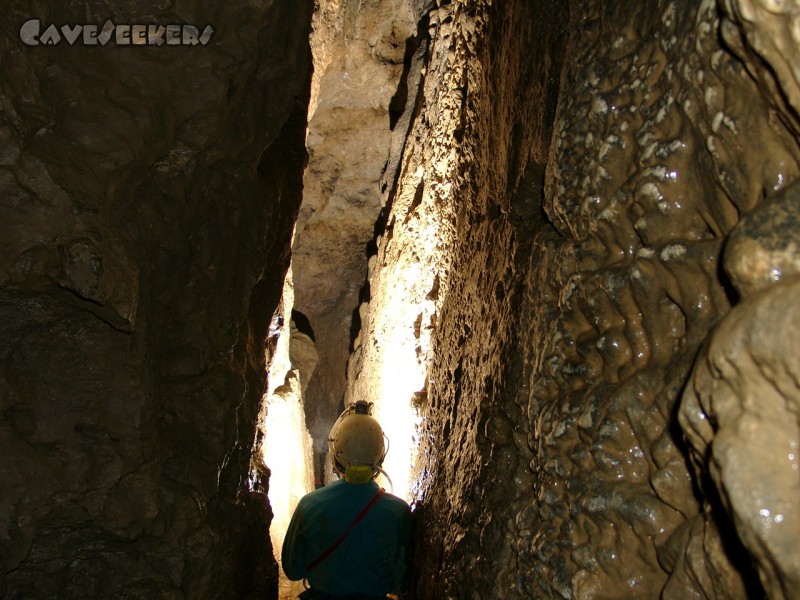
[
  {"left": 263, "top": 390, "right": 314, "bottom": 553},
  {"left": 263, "top": 383, "right": 314, "bottom": 600},
  {"left": 260, "top": 266, "right": 314, "bottom": 600},
  {"left": 368, "top": 260, "right": 436, "bottom": 503}
]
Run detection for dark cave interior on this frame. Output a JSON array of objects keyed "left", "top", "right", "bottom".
[{"left": 2, "top": 1, "right": 800, "bottom": 599}]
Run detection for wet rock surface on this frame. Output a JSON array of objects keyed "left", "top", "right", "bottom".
[
  {"left": 348, "top": 0, "right": 800, "bottom": 598},
  {"left": 0, "top": 1, "right": 312, "bottom": 597},
  {"left": 517, "top": 0, "right": 800, "bottom": 596},
  {"left": 724, "top": 179, "right": 800, "bottom": 297},
  {"left": 680, "top": 277, "right": 800, "bottom": 600}
]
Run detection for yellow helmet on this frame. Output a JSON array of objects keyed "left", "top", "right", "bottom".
[{"left": 328, "top": 401, "right": 386, "bottom": 483}]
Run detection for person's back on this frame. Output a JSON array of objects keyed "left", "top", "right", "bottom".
[
  {"left": 280, "top": 401, "right": 411, "bottom": 600},
  {"left": 282, "top": 478, "right": 411, "bottom": 598}
]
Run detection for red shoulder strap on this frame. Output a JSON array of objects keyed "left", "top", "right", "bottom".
[{"left": 306, "top": 487, "right": 386, "bottom": 572}]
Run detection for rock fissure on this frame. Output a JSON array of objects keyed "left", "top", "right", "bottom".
[{"left": 3, "top": 0, "right": 800, "bottom": 598}]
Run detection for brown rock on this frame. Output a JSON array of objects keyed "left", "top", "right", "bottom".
[
  {"left": 680, "top": 278, "right": 800, "bottom": 599},
  {"left": 0, "top": 2, "right": 313, "bottom": 597}
]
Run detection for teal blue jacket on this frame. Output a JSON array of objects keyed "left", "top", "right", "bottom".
[{"left": 281, "top": 479, "right": 412, "bottom": 596}]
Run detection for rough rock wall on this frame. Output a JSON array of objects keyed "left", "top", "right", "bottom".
[
  {"left": 677, "top": 2, "right": 800, "bottom": 598},
  {"left": 344, "top": 0, "right": 569, "bottom": 592},
  {"left": 293, "top": 0, "right": 420, "bottom": 476},
  {"left": 526, "top": 0, "right": 800, "bottom": 597},
  {"left": 351, "top": 0, "right": 800, "bottom": 598},
  {"left": 0, "top": 2, "right": 312, "bottom": 598},
  {"left": 406, "top": 2, "right": 570, "bottom": 596}
]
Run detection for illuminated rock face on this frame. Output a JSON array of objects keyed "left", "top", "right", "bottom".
[
  {"left": 0, "top": 2, "right": 312, "bottom": 598},
  {"left": 349, "top": 0, "right": 800, "bottom": 598},
  {"left": 293, "top": 0, "right": 420, "bottom": 473}
]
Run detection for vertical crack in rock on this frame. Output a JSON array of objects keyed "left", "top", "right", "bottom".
[{"left": 292, "top": 0, "right": 423, "bottom": 484}]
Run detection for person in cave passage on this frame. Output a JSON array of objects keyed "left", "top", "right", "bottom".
[{"left": 281, "top": 400, "right": 412, "bottom": 600}]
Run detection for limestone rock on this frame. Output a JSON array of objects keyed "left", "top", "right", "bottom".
[
  {"left": 680, "top": 278, "right": 800, "bottom": 599},
  {"left": 0, "top": 1, "right": 313, "bottom": 597},
  {"left": 721, "top": 0, "right": 800, "bottom": 128},
  {"left": 289, "top": 323, "right": 318, "bottom": 392},
  {"left": 724, "top": 179, "right": 800, "bottom": 298},
  {"left": 349, "top": 0, "right": 800, "bottom": 597},
  {"left": 292, "top": 0, "right": 421, "bottom": 466}
]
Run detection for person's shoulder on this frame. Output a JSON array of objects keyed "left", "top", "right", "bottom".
[
  {"left": 380, "top": 490, "right": 411, "bottom": 512},
  {"left": 297, "top": 479, "right": 343, "bottom": 505}
]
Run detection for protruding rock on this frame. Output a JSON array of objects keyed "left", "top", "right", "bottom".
[{"left": 724, "top": 180, "right": 800, "bottom": 298}]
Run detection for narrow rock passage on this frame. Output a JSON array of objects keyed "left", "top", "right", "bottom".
[
  {"left": 2, "top": 1, "right": 799, "bottom": 598},
  {"left": 289, "top": 1, "right": 800, "bottom": 599}
]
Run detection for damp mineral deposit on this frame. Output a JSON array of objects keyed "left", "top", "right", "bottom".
[{"left": 348, "top": 0, "right": 800, "bottom": 598}]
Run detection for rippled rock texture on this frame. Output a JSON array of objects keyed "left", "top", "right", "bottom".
[
  {"left": 0, "top": 1, "right": 312, "bottom": 597},
  {"left": 349, "top": 0, "right": 800, "bottom": 598}
]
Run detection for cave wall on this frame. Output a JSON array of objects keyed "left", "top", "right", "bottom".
[
  {"left": 525, "top": 0, "right": 800, "bottom": 596},
  {"left": 522, "top": 0, "right": 796, "bottom": 596},
  {"left": 345, "top": 0, "right": 570, "bottom": 590},
  {"left": 350, "top": 0, "right": 800, "bottom": 598},
  {"left": 0, "top": 2, "right": 312, "bottom": 598},
  {"left": 293, "top": 0, "right": 421, "bottom": 476}
]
